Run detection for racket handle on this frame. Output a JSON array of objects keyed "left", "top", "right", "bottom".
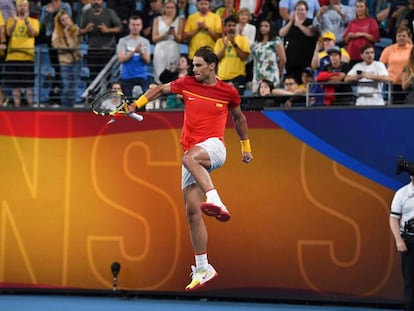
[{"left": 128, "top": 112, "right": 144, "bottom": 122}]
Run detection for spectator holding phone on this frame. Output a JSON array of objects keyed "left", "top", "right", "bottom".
[
  {"left": 345, "top": 44, "right": 390, "bottom": 105},
  {"left": 152, "top": 0, "right": 185, "bottom": 84},
  {"left": 52, "top": 11, "right": 82, "bottom": 108}
]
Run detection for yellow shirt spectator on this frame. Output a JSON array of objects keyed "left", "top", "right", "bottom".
[
  {"left": 184, "top": 11, "right": 222, "bottom": 59},
  {"left": 0, "top": 12, "right": 5, "bottom": 58},
  {"left": 214, "top": 34, "right": 250, "bottom": 80},
  {"left": 6, "top": 17, "right": 40, "bottom": 62}
]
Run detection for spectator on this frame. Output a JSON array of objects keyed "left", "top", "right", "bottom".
[
  {"left": 177, "top": 0, "right": 197, "bottom": 20},
  {"left": 273, "top": 74, "right": 299, "bottom": 95},
  {"left": 250, "top": 79, "right": 276, "bottom": 107},
  {"left": 152, "top": 0, "right": 184, "bottom": 84},
  {"left": 236, "top": 7, "right": 256, "bottom": 84},
  {"left": 0, "top": 11, "right": 7, "bottom": 56},
  {"left": 142, "top": 0, "right": 163, "bottom": 43},
  {"left": 159, "top": 55, "right": 190, "bottom": 108},
  {"left": 380, "top": 26, "right": 412, "bottom": 104},
  {"left": 117, "top": 15, "right": 151, "bottom": 101},
  {"left": 311, "top": 31, "right": 350, "bottom": 75},
  {"left": 160, "top": 54, "right": 191, "bottom": 83},
  {"left": 376, "top": 0, "right": 407, "bottom": 39},
  {"left": 345, "top": 44, "right": 390, "bottom": 105},
  {"left": 386, "top": 0, "right": 411, "bottom": 40},
  {"left": 297, "top": 67, "right": 314, "bottom": 93},
  {"left": 40, "top": 1, "right": 72, "bottom": 43},
  {"left": 343, "top": 0, "right": 380, "bottom": 67},
  {"left": 259, "top": 0, "right": 283, "bottom": 34},
  {"left": 394, "top": 0, "right": 414, "bottom": 33},
  {"left": 0, "top": 10, "right": 6, "bottom": 106},
  {"left": 214, "top": 15, "right": 250, "bottom": 95},
  {"left": 316, "top": 45, "right": 353, "bottom": 105},
  {"left": 279, "top": 0, "right": 318, "bottom": 84},
  {"left": 39, "top": 0, "right": 73, "bottom": 105},
  {"left": 255, "top": 79, "right": 274, "bottom": 96},
  {"left": 0, "top": 10, "right": 6, "bottom": 64},
  {"left": 210, "top": 0, "right": 223, "bottom": 11},
  {"left": 71, "top": 0, "right": 89, "bottom": 24},
  {"left": 109, "top": 80, "right": 123, "bottom": 92},
  {"left": 5, "top": 0, "right": 39, "bottom": 107},
  {"left": 401, "top": 46, "right": 414, "bottom": 104},
  {"left": 79, "top": 0, "right": 122, "bottom": 81},
  {"left": 236, "top": 7, "right": 256, "bottom": 45},
  {"left": 272, "top": 75, "right": 305, "bottom": 106},
  {"left": 251, "top": 18, "right": 286, "bottom": 93},
  {"left": 0, "top": 0, "right": 17, "bottom": 24},
  {"left": 296, "top": 66, "right": 325, "bottom": 105},
  {"left": 29, "top": 1, "right": 42, "bottom": 19},
  {"left": 183, "top": 0, "right": 222, "bottom": 60},
  {"left": 234, "top": 0, "right": 263, "bottom": 18},
  {"left": 107, "top": 0, "right": 136, "bottom": 38},
  {"left": 279, "top": 0, "right": 320, "bottom": 22},
  {"left": 215, "top": 0, "right": 236, "bottom": 28},
  {"left": 51, "top": 11, "right": 82, "bottom": 107},
  {"left": 313, "top": 0, "right": 354, "bottom": 46}
]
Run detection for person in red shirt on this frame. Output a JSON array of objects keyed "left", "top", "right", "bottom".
[
  {"left": 132, "top": 46, "right": 253, "bottom": 291},
  {"left": 343, "top": 0, "right": 379, "bottom": 67}
]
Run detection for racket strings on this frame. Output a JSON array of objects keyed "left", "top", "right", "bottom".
[{"left": 93, "top": 92, "right": 127, "bottom": 115}]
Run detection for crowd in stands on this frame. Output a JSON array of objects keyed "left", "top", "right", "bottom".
[{"left": 0, "top": 0, "right": 414, "bottom": 108}]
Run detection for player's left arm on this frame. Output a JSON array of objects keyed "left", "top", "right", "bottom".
[{"left": 230, "top": 105, "right": 253, "bottom": 164}]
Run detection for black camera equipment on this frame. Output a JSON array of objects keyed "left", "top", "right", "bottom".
[
  {"left": 404, "top": 218, "right": 414, "bottom": 235},
  {"left": 396, "top": 156, "right": 414, "bottom": 176}
]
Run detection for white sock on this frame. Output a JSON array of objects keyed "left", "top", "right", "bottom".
[
  {"left": 205, "top": 189, "right": 221, "bottom": 204},
  {"left": 195, "top": 252, "right": 208, "bottom": 270}
]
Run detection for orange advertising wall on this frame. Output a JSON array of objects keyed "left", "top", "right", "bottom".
[{"left": 0, "top": 110, "right": 402, "bottom": 304}]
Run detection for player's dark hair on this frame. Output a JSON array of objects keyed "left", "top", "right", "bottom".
[{"left": 194, "top": 46, "right": 219, "bottom": 71}]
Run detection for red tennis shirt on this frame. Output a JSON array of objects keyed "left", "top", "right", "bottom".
[{"left": 171, "top": 76, "right": 241, "bottom": 151}]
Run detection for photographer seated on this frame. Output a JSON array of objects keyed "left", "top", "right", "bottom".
[{"left": 344, "top": 44, "right": 390, "bottom": 106}]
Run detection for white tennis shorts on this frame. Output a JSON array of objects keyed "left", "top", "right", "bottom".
[{"left": 181, "top": 137, "right": 226, "bottom": 189}]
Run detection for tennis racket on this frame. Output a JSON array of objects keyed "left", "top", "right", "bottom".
[{"left": 91, "top": 90, "right": 143, "bottom": 124}]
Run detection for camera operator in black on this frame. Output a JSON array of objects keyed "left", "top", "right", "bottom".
[{"left": 390, "top": 169, "right": 414, "bottom": 311}]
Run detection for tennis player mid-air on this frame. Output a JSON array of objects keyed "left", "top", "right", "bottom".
[{"left": 133, "top": 46, "right": 253, "bottom": 291}]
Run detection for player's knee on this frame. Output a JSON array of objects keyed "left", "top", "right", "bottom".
[
  {"left": 186, "top": 204, "right": 202, "bottom": 222},
  {"left": 186, "top": 209, "right": 202, "bottom": 225},
  {"left": 182, "top": 153, "right": 196, "bottom": 169}
]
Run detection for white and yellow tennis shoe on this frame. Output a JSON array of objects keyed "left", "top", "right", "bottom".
[{"left": 185, "top": 264, "right": 218, "bottom": 291}]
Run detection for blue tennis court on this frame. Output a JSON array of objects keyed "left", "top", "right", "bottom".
[{"left": 0, "top": 294, "right": 401, "bottom": 311}]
